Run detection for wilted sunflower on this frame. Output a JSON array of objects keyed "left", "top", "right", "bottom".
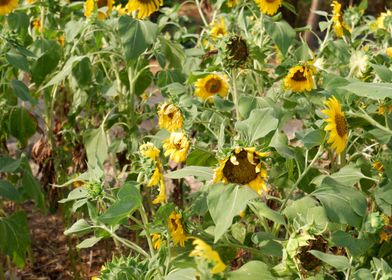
[
  {"left": 225, "top": 35, "right": 249, "bottom": 68},
  {"left": 163, "top": 132, "right": 190, "bottom": 163},
  {"left": 0, "top": 0, "right": 18, "bottom": 15},
  {"left": 254, "top": 0, "right": 282, "bottom": 16},
  {"left": 126, "top": 0, "right": 163, "bottom": 19},
  {"left": 152, "top": 234, "right": 163, "bottom": 250},
  {"left": 152, "top": 176, "right": 166, "bottom": 204},
  {"left": 168, "top": 211, "right": 187, "bottom": 247},
  {"left": 189, "top": 238, "right": 227, "bottom": 274},
  {"left": 376, "top": 10, "right": 392, "bottom": 30},
  {"left": 210, "top": 18, "right": 228, "bottom": 39},
  {"left": 195, "top": 74, "right": 229, "bottom": 102},
  {"left": 140, "top": 142, "right": 160, "bottom": 160},
  {"left": 214, "top": 147, "right": 269, "bottom": 195},
  {"left": 322, "top": 96, "right": 348, "bottom": 154},
  {"left": 158, "top": 103, "right": 183, "bottom": 132},
  {"left": 284, "top": 64, "right": 316, "bottom": 93},
  {"left": 331, "top": 1, "right": 351, "bottom": 37}
]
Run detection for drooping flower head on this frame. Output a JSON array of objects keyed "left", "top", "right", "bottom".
[
  {"left": 189, "top": 238, "right": 227, "bottom": 274},
  {"left": 214, "top": 147, "right": 269, "bottom": 195},
  {"left": 152, "top": 233, "right": 163, "bottom": 250},
  {"left": 210, "top": 18, "right": 228, "bottom": 40},
  {"left": 158, "top": 103, "right": 183, "bottom": 132},
  {"left": 0, "top": 0, "right": 18, "bottom": 15},
  {"left": 140, "top": 142, "right": 160, "bottom": 161},
  {"left": 225, "top": 35, "right": 249, "bottom": 69},
  {"left": 284, "top": 63, "right": 317, "bottom": 93},
  {"left": 163, "top": 132, "right": 190, "bottom": 163},
  {"left": 168, "top": 211, "right": 187, "bottom": 247},
  {"left": 331, "top": 1, "right": 351, "bottom": 37},
  {"left": 254, "top": 0, "right": 282, "bottom": 16},
  {"left": 195, "top": 74, "right": 229, "bottom": 102},
  {"left": 322, "top": 96, "right": 348, "bottom": 154},
  {"left": 126, "top": 0, "right": 163, "bottom": 19}
]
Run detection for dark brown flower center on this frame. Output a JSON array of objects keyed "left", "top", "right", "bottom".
[
  {"left": 170, "top": 218, "right": 178, "bottom": 230},
  {"left": 223, "top": 150, "right": 259, "bottom": 184},
  {"left": 205, "top": 78, "right": 222, "bottom": 94},
  {"left": 227, "top": 36, "right": 248, "bottom": 65},
  {"left": 0, "top": 0, "right": 11, "bottom": 6},
  {"left": 292, "top": 69, "right": 307, "bottom": 81},
  {"left": 335, "top": 113, "right": 348, "bottom": 137}
]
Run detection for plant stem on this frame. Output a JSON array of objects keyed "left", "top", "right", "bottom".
[
  {"left": 139, "top": 207, "right": 155, "bottom": 257},
  {"left": 194, "top": 0, "right": 209, "bottom": 27},
  {"left": 231, "top": 69, "right": 241, "bottom": 121},
  {"left": 348, "top": 111, "right": 392, "bottom": 135}
]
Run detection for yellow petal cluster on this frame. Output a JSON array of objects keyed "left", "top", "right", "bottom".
[
  {"left": 189, "top": 238, "right": 227, "bottom": 274},
  {"left": 126, "top": 0, "right": 163, "bottom": 19},
  {"left": 386, "top": 47, "right": 392, "bottom": 59},
  {"left": 227, "top": 0, "right": 239, "bottom": 8},
  {"left": 322, "top": 96, "right": 348, "bottom": 154},
  {"left": 140, "top": 142, "right": 160, "bottom": 160},
  {"left": 214, "top": 147, "right": 269, "bottom": 195},
  {"left": 0, "top": 0, "right": 18, "bottom": 15},
  {"left": 331, "top": 1, "right": 351, "bottom": 38},
  {"left": 284, "top": 64, "right": 316, "bottom": 93},
  {"left": 254, "top": 0, "right": 282, "bottom": 16},
  {"left": 376, "top": 10, "right": 392, "bottom": 30},
  {"left": 152, "top": 233, "right": 163, "bottom": 250},
  {"left": 158, "top": 103, "right": 184, "bottom": 132},
  {"left": 210, "top": 18, "right": 228, "bottom": 40},
  {"left": 163, "top": 132, "right": 190, "bottom": 163},
  {"left": 168, "top": 211, "right": 187, "bottom": 247},
  {"left": 195, "top": 74, "right": 229, "bottom": 102}
]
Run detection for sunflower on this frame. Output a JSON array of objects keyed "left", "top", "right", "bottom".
[
  {"left": 225, "top": 35, "right": 249, "bottom": 68},
  {"left": 126, "top": 0, "right": 163, "bottom": 19},
  {"left": 210, "top": 18, "right": 228, "bottom": 40},
  {"left": 254, "top": 0, "right": 282, "bottom": 16},
  {"left": 189, "top": 238, "right": 227, "bottom": 274},
  {"left": 386, "top": 47, "right": 392, "bottom": 58},
  {"left": 331, "top": 1, "right": 351, "bottom": 38},
  {"left": 168, "top": 211, "right": 187, "bottom": 247},
  {"left": 321, "top": 96, "right": 348, "bottom": 154},
  {"left": 214, "top": 147, "right": 269, "bottom": 195},
  {"left": 163, "top": 132, "right": 190, "bottom": 163},
  {"left": 284, "top": 64, "right": 316, "bottom": 93},
  {"left": 152, "top": 176, "right": 166, "bottom": 204},
  {"left": 140, "top": 142, "right": 160, "bottom": 160},
  {"left": 158, "top": 103, "right": 183, "bottom": 132},
  {"left": 0, "top": 0, "right": 18, "bottom": 15},
  {"left": 152, "top": 234, "right": 163, "bottom": 250},
  {"left": 377, "top": 104, "right": 392, "bottom": 115},
  {"left": 227, "top": 0, "right": 238, "bottom": 8},
  {"left": 84, "top": 0, "right": 94, "bottom": 17},
  {"left": 195, "top": 74, "right": 229, "bottom": 102},
  {"left": 376, "top": 10, "right": 392, "bottom": 30}
]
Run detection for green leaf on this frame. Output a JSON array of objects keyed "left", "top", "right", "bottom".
[
  {"left": 249, "top": 201, "right": 286, "bottom": 226},
  {"left": 158, "top": 37, "right": 186, "bottom": 68},
  {"left": 6, "top": 52, "right": 29, "bottom": 72},
  {"left": 83, "top": 125, "right": 108, "bottom": 170},
  {"left": 309, "top": 250, "right": 350, "bottom": 271},
  {"left": 58, "top": 187, "right": 89, "bottom": 203},
  {"left": 64, "top": 219, "right": 92, "bottom": 235},
  {"left": 0, "top": 156, "right": 21, "bottom": 172},
  {"left": 372, "top": 64, "right": 392, "bottom": 82},
  {"left": 186, "top": 148, "right": 217, "bottom": 167},
  {"left": 119, "top": 16, "right": 158, "bottom": 61},
  {"left": 22, "top": 171, "right": 45, "bottom": 210},
  {"left": 264, "top": 20, "right": 296, "bottom": 56},
  {"left": 8, "top": 107, "right": 37, "bottom": 146},
  {"left": 0, "top": 212, "right": 31, "bottom": 267},
  {"left": 227, "top": 261, "right": 275, "bottom": 280},
  {"left": 340, "top": 82, "right": 392, "bottom": 100},
  {"left": 235, "top": 108, "right": 279, "bottom": 144},
  {"left": 44, "top": 56, "right": 84, "bottom": 89},
  {"left": 98, "top": 182, "right": 142, "bottom": 225},
  {"left": 31, "top": 46, "right": 62, "bottom": 85},
  {"left": 270, "top": 130, "right": 294, "bottom": 158},
  {"left": 165, "top": 166, "right": 214, "bottom": 180},
  {"left": 301, "top": 130, "right": 325, "bottom": 150},
  {"left": 326, "top": 165, "right": 366, "bottom": 187},
  {"left": 251, "top": 232, "right": 283, "bottom": 257},
  {"left": 165, "top": 268, "right": 197, "bottom": 280},
  {"left": 77, "top": 236, "right": 103, "bottom": 249},
  {"left": 0, "top": 180, "right": 22, "bottom": 202},
  {"left": 207, "top": 184, "right": 258, "bottom": 242},
  {"left": 72, "top": 57, "right": 92, "bottom": 87},
  {"left": 11, "top": 80, "right": 36, "bottom": 104},
  {"left": 331, "top": 230, "right": 373, "bottom": 257}
]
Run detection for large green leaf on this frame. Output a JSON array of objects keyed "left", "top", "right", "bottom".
[
  {"left": 6, "top": 52, "right": 29, "bottom": 72},
  {"left": 83, "top": 125, "right": 108, "bottom": 170},
  {"left": 64, "top": 219, "right": 93, "bottom": 235},
  {"left": 44, "top": 55, "right": 84, "bottom": 89},
  {"left": 331, "top": 230, "right": 373, "bottom": 257},
  {"left": 165, "top": 166, "right": 214, "bottom": 180},
  {"left": 264, "top": 20, "right": 296, "bottom": 55},
  {"left": 0, "top": 179, "right": 22, "bottom": 202},
  {"left": 0, "top": 156, "right": 21, "bottom": 172},
  {"left": 0, "top": 212, "right": 31, "bottom": 267},
  {"left": 99, "top": 182, "right": 142, "bottom": 225},
  {"left": 319, "top": 165, "right": 366, "bottom": 187},
  {"left": 309, "top": 250, "right": 350, "bottom": 271},
  {"left": 118, "top": 16, "right": 158, "bottom": 61},
  {"left": 11, "top": 80, "right": 36, "bottom": 104},
  {"left": 31, "top": 45, "right": 62, "bottom": 85},
  {"left": 340, "top": 82, "right": 392, "bottom": 100},
  {"left": 207, "top": 184, "right": 258, "bottom": 242},
  {"left": 22, "top": 171, "right": 45, "bottom": 210},
  {"left": 227, "top": 261, "right": 274, "bottom": 280},
  {"left": 235, "top": 108, "right": 278, "bottom": 144},
  {"left": 186, "top": 148, "right": 218, "bottom": 167},
  {"left": 249, "top": 201, "right": 286, "bottom": 226},
  {"left": 7, "top": 107, "right": 37, "bottom": 146},
  {"left": 165, "top": 268, "right": 197, "bottom": 280}
]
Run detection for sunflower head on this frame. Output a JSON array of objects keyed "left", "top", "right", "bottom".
[
  {"left": 284, "top": 63, "right": 316, "bottom": 93},
  {"left": 195, "top": 74, "right": 229, "bottom": 102},
  {"left": 139, "top": 142, "right": 160, "bottom": 160},
  {"left": 189, "top": 238, "right": 227, "bottom": 274},
  {"left": 0, "top": 0, "right": 18, "bottom": 15},
  {"left": 386, "top": 47, "right": 392, "bottom": 59},
  {"left": 84, "top": 0, "right": 95, "bottom": 17},
  {"left": 376, "top": 10, "right": 392, "bottom": 30},
  {"left": 210, "top": 18, "right": 228, "bottom": 40},
  {"left": 254, "top": 0, "right": 282, "bottom": 16},
  {"left": 126, "top": 0, "right": 163, "bottom": 19},
  {"left": 321, "top": 96, "right": 348, "bottom": 154},
  {"left": 158, "top": 103, "right": 183, "bottom": 132},
  {"left": 152, "top": 234, "right": 164, "bottom": 250},
  {"left": 163, "top": 132, "right": 190, "bottom": 163},
  {"left": 168, "top": 211, "right": 187, "bottom": 247},
  {"left": 152, "top": 175, "right": 166, "bottom": 204},
  {"left": 224, "top": 35, "right": 249, "bottom": 69},
  {"left": 214, "top": 147, "right": 269, "bottom": 195},
  {"left": 331, "top": 1, "right": 351, "bottom": 37}
]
